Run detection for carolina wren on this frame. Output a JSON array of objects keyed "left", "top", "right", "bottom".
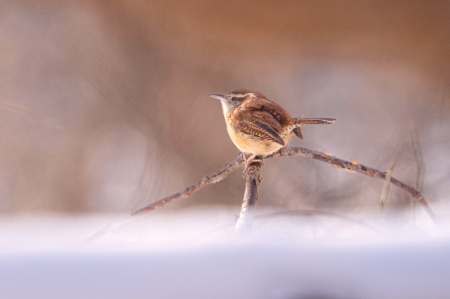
[{"left": 209, "top": 89, "right": 336, "bottom": 171}]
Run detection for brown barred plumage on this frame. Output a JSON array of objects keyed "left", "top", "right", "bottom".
[{"left": 209, "top": 89, "right": 335, "bottom": 170}]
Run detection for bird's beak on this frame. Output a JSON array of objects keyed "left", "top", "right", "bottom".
[{"left": 208, "top": 94, "right": 226, "bottom": 101}]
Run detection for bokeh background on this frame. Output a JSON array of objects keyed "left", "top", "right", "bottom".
[{"left": 1, "top": 0, "right": 449, "bottom": 218}]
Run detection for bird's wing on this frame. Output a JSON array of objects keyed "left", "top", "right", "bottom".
[
  {"left": 250, "top": 110, "right": 284, "bottom": 133},
  {"left": 232, "top": 107, "right": 285, "bottom": 146},
  {"left": 241, "top": 97, "right": 291, "bottom": 127}
]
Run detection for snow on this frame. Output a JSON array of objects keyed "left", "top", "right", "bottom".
[{"left": 0, "top": 205, "right": 449, "bottom": 299}]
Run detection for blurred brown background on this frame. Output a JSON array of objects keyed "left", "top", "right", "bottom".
[{"left": 0, "top": 0, "right": 449, "bottom": 215}]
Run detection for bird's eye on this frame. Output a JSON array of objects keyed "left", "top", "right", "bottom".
[{"left": 231, "top": 97, "right": 242, "bottom": 102}]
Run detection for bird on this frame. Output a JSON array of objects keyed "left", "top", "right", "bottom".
[{"left": 209, "top": 89, "right": 336, "bottom": 172}]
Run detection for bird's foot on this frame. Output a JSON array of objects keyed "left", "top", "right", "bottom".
[{"left": 243, "top": 154, "right": 264, "bottom": 177}]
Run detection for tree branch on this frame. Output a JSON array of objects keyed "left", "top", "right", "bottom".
[
  {"left": 85, "top": 146, "right": 438, "bottom": 243},
  {"left": 84, "top": 153, "right": 246, "bottom": 243},
  {"left": 265, "top": 147, "right": 437, "bottom": 223},
  {"left": 235, "top": 160, "right": 262, "bottom": 234},
  {"left": 379, "top": 140, "right": 408, "bottom": 208}
]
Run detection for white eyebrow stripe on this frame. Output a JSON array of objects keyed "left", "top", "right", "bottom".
[{"left": 228, "top": 92, "right": 255, "bottom": 98}]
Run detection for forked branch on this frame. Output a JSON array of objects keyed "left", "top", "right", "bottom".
[
  {"left": 265, "top": 147, "right": 437, "bottom": 222},
  {"left": 85, "top": 153, "right": 246, "bottom": 243},
  {"left": 86, "top": 146, "right": 437, "bottom": 243}
]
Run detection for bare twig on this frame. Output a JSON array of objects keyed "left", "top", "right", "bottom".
[
  {"left": 265, "top": 147, "right": 437, "bottom": 223},
  {"left": 235, "top": 160, "right": 262, "bottom": 234},
  {"left": 182, "top": 208, "right": 381, "bottom": 244},
  {"left": 410, "top": 122, "right": 424, "bottom": 225},
  {"left": 378, "top": 140, "right": 408, "bottom": 229},
  {"left": 379, "top": 140, "right": 408, "bottom": 208},
  {"left": 86, "top": 145, "right": 438, "bottom": 243},
  {"left": 0, "top": 100, "right": 63, "bottom": 128},
  {"left": 84, "top": 153, "right": 246, "bottom": 243},
  {"left": 410, "top": 122, "right": 424, "bottom": 191},
  {"left": 256, "top": 209, "right": 381, "bottom": 234}
]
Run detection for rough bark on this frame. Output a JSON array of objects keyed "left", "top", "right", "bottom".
[
  {"left": 235, "top": 161, "right": 262, "bottom": 234},
  {"left": 86, "top": 146, "right": 438, "bottom": 243}
]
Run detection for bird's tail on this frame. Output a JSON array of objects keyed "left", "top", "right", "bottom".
[
  {"left": 290, "top": 117, "right": 336, "bottom": 126},
  {"left": 288, "top": 117, "right": 336, "bottom": 139}
]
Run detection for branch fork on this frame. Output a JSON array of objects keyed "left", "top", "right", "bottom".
[{"left": 86, "top": 146, "right": 438, "bottom": 243}]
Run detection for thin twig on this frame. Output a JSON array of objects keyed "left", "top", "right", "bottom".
[
  {"left": 181, "top": 208, "right": 381, "bottom": 245},
  {"left": 379, "top": 140, "right": 408, "bottom": 208},
  {"left": 265, "top": 147, "right": 437, "bottom": 223},
  {"left": 410, "top": 122, "right": 424, "bottom": 191},
  {"left": 0, "top": 100, "right": 63, "bottom": 128},
  {"left": 84, "top": 153, "right": 245, "bottom": 243},
  {"left": 86, "top": 146, "right": 438, "bottom": 243},
  {"left": 379, "top": 140, "right": 408, "bottom": 229},
  {"left": 256, "top": 209, "right": 381, "bottom": 234},
  {"left": 410, "top": 122, "right": 424, "bottom": 225}
]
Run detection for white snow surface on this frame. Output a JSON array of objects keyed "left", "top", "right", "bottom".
[{"left": 0, "top": 205, "right": 449, "bottom": 299}]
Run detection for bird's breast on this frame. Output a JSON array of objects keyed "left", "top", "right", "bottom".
[{"left": 223, "top": 110, "right": 287, "bottom": 155}]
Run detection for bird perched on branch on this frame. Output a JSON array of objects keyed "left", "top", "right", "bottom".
[{"left": 209, "top": 89, "right": 335, "bottom": 172}]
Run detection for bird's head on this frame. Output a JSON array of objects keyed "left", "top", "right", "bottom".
[{"left": 209, "top": 89, "right": 256, "bottom": 112}]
